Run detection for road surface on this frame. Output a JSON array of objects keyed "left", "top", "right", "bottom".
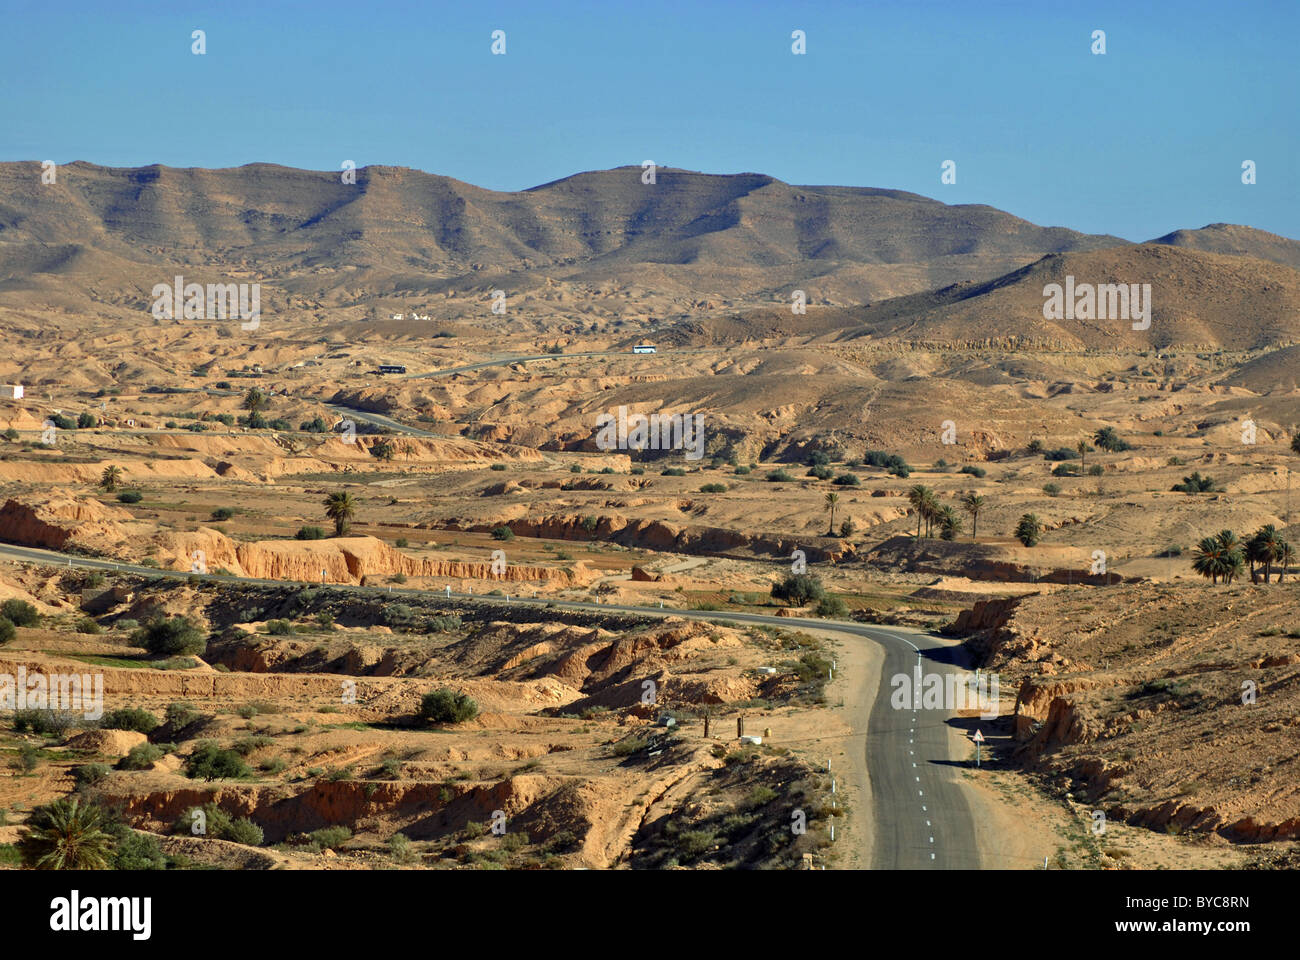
[{"left": 0, "top": 540, "right": 983, "bottom": 869}]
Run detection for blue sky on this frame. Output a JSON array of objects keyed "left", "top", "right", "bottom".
[{"left": 2, "top": 0, "right": 1296, "bottom": 241}]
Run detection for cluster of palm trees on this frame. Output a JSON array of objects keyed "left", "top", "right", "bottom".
[
  {"left": 1192, "top": 526, "right": 1294, "bottom": 585},
  {"left": 906, "top": 485, "right": 985, "bottom": 540}
]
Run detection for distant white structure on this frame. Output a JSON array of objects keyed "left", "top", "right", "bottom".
[
  {"left": 390, "top": 313, "right": 404, "bottom": 320},
  {"left": 632, "top": 344, "right": 656, "bottom": 354},
  {"left": 0, "top": 384, "right": 22, "bottom": 399},
  {"left": 411, "top": 313, "right": 430, "bottom": 321}
]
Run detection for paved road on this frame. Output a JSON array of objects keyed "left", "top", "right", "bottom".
[{"left": 0, "top": 540, "right": 982, "bottom": 869}]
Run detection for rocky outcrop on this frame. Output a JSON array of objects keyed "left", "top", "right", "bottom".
[
  {"left": 0, "top": 496, "right": 133, "bottom": 551},
  {"left": 153, "top": 533, "right": 589, "bottom": 586}
]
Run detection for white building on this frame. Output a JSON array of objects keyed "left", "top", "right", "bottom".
[{"left": 0, "top": 384, "right": 23, "bottom": 399}]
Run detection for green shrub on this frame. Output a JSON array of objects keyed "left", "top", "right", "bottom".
[
  {"left": 490, "top": 463, "right": 507, "bottom": 471},
  {"left": 296, "top": 525, "right": 328, "bottom": 540},
  {"left": 223, "top": 818, "right": 264, "bottom": 846},
  {"left": 388, "top": 832, "right": 416, "bottom": 863},
  {"left": 116, "top": 491, "right": 144, "bottom": 504},
  {"left": 394, "top": 537, "right": 409, "bottom": 548},
  {"left": 771, "top": 574, "right": 825, "bottom": 607},
  {"left": 419, "top": 688, "right": 480, "bottom": 725},
  {"left": 733, "top": 465, "right": 751, "bottom": 475},
  {"left": 806, "top": 465, "right": 832, "bottom": 480},
  {"left": 0, "top": 617, "right": 15, "bottom": 645},
  {"left": 699, "top": 483, "right": 728, "bottom": 493},
  {"left": 135, "top": 616, "right": 205, "bottom": 656},
  {"left": 164, "top": 701, "right": 202, "bottom": 730},
  {"left": 662, "top": 467, "right": 686, "bottom": 477},
  {"left": 99, "top": 707, "right": 159, "bottom": 734},
  {"left": 73, "top": 616, "right": 102, "bottom": 635},
  {"left": 185, "top": 741, "right": 252, "bottom": 781},
  {"left": 265, "top": 619, "right": 292, "bottom": 636},
  {"left": 211, "top": 507, "right": 235, "bottom": 520},
  {"left": 1043, "top": 483, "right": 1061, "bottom": 496},
  {"left": 491, "top": 526, "right": 515, "bottom": 541},
  {"left": 13, "top": 709, "right": 77, "bottom": 737},
  {"left": 832, "top": 473, "right": 861, "bottom": 486},
  {"left": 815, "top": 595, "right": 848, "bottom": 618},
  {"left": 310, "top": 825, "right": 351, "bottom": 850},
  {"left": 959, "top": 465, "right": 986, "bottom": 478},
  {"left": 1, "top": 599, "right": 40, "bottom": 627},
  {"left": 118, "top": 743, "right": 166, "bottom": 770},
  {"left": 110, "top": 828, "right": 166, "bottom": 870},
  {"left": 766, "top": 469, "right": 795, "bottom": 482},
  {"left": 73, "top": 763, "right": 111, "bottom": 787}
]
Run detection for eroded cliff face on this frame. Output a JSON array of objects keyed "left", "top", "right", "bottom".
[{"left": 0, "top": 496, "right": 134, "bottom": 551}]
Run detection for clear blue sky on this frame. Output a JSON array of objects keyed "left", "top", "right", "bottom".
[{"left": 3, "top": 0, "right": 1296, "bottom": 242}]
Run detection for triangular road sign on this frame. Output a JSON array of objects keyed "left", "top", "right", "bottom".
[{"left": 971, "top": 729, "right": 984, "bottom": 742}]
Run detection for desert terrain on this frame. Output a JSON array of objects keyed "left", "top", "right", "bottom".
[{"left": 0, "top": 162, "right": 1298, "bottom": 871}]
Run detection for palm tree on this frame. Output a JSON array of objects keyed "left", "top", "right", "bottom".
[
  {"left": 1076, "top": 439, "right": 1089, "bottom": 473},
  {"left": 921, "top": 489, "right": 940, "bottom": 537},
  {"left": 960, "top": 492, "right": 985, "bottom": 538},
  {"left": 324, "top": 491, "right": 357, "bottom": 537},
  {"left": 937, "top": 505, "right": 962, "bottom": 540},
  {"left": 907, "top": 485, "right": 933, "bottom": 538},
  {"left": 1214, "top": 530, "right": 1245, "bottom": 584},
  {"left": 824, "top": 492, "right": 840, "bottom": 535},
  {"left": 99, "top": 465, "right": 123, "bottom": 492},
  {"left": 1249, "top": 525, "right": 1284, "bottom": 583},
  {"left": 1192, "top": 535, "right": 1225, "bottom": 584},
  {"left": 1014, "top": 514, "right": 1042, "bottom": 547},
  {"left": 18, "top": 797, "right": 113, "bottom": 870},
  {"left": 1277, "top": 540, "right": 1295, "bottom": 582}
]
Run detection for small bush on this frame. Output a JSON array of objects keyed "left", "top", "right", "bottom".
[
  {"left": 211, "top": 507, "right": 235, "bottom": 520},
  {"left": 832, "top": 473, "right": 861, "bottom": 486},
  {"left": 73, "top": 616, "right": 102, "bottom": 635},
  {"left": 265, "top": 619, "right": 292, "bottom": 636},
  {"left": 699, "top": 483, "right": 727, "bottom": 493},
  {"left": 959, "top": 465, "right": 986, "bottom": 478},
  {"left": 165, "top": 701, "right": 202, "bottom": 730},
  {"left": 766, "top": 469, "right": 795, "bottom": 483},
  {"left": 100, "top": 707, "right": 159, "bottom": 734},
  {"left": 310, "top": 826, "right": 351, "bottom": 850},
  {"left": 0, "top": 617, "right": 15, "bottom": 645},
  {"left": 116, "top": 491, "right": 144, "bottom": 504},
  {"left": 815, "top": 595, "right": 848, "bottom": 618},
  {"left": 662, "top": 467, "right": 686, "bottom": 477},
  {"left": 1043, "top": 483, "right": 1061, "bottom": 497},
  {"left": 296, "top": 525, "right": 328, "bottom": 540},
  {"left": 419, "top": 688, "right": 480, "bottom": 725},
  {"left": 73, "top": 763, "right": 111, "bottom": 787},
  {"left": 118, "top": 743, "right": 166, "bottom": 770},
  {"left": 490, "top": 463, "right": 507, "bottom": 471},
  {"left": 185, "top": 741, "right": 253, "bottom": 781},
  {"left": 491, "top": 526, "right": 515, "bottom": 541},
  {"left": 771, "top": 573, "right": 826, "bottom": 607},
  {"left": 224, "top": 818, "right": 264, "bottom": 846},
  {"left": 136, "top": 616, "right": 205, "bottom": 656},
  {"left": 1, "top": 599, "right": 40, "bottom": 627}
]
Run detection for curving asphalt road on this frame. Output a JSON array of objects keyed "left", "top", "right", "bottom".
[{"left": 0, "top": 540, "right": 982, "bottom": 869}]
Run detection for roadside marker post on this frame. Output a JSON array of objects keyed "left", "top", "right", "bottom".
[{"left": 972, "top": 728, "right": 984, "bottom": 767}]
